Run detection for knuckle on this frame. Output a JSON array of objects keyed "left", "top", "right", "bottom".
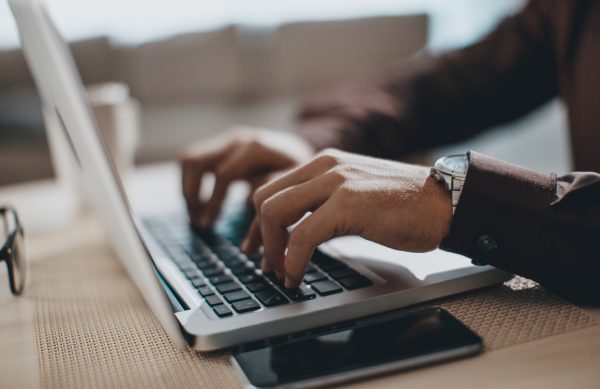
[
  {"left": 213, "top": 166, "right": 231, "bottom": 183},
  {"left": 227, "top": 127, "right": 256, "bottom": 144},
  {"left": 227, "top": 137, "right": 244, "bottom": 149},
  {"left": 326, "top": 166, "right": 348, "bottom": 183},
  {"left": 315, "top": 148, "right": 342, "bottom": 167},
  {"left": 259, "top": 197, "right": 279, "bottom": 222},
  {"left": 253, "top": 186, "right": 267, "bottom": 210},
  {"left": 178, "top": 151, "right": 194, "bottom": 165},
  {"left": 319, "top": 147, "right": 340, "bottom": 156},
  {"left": 246, "top": 137, "right": 262, "bottom": 150}
]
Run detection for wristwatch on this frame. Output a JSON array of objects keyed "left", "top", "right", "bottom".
[{"left": 430, "top": 154, "right": 469, "bottom": 213}]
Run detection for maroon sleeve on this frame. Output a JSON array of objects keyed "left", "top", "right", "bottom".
[
  {"left": 441, "top": 151, "right": 600, "bottom": 302},
  {"left": 294, "top": 0, "right": 557, "bottom": 159}
]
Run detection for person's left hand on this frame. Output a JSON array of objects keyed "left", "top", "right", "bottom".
[{"left": 242, "top": 149, "right": 453, "bottom": 288}]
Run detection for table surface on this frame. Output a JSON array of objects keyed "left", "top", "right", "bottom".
[{"left": 1, "top": 170, "right": 599, "bottom": 389}]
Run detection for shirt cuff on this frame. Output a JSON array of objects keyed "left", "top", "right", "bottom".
[{"left": 440, "top": 151, "right": 556, "bottom": 279}]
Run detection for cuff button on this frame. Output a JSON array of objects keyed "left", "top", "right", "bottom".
[{"left": 477, "top": 235, "right": 497, "bottom": 252}]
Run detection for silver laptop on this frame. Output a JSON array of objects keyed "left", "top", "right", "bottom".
[{"left": 10, "top": 0, "right": 511, "bottom": 351}]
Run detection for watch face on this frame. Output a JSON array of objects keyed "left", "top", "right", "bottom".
[{"left": 437, "top": 154, "right": 468, "bottom": 176}]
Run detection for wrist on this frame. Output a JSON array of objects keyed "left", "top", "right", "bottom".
[{"left": 424, "top": 175, "right": 453, "bottom": 240}]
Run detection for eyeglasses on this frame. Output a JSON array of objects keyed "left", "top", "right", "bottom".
[{"left": 0, "top": 207, "right": 26, "bottom": 295}]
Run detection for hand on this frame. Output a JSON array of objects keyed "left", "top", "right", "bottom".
[
  {"left": 243, "top": 149, "right": 453, "bottom": 288},
  {"left": 180, "top": 127, "right": 315, "bottom": 228}
]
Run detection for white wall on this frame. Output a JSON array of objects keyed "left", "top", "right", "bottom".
[{"left": 1, "top": 0, "right": 524, "bottom": 49}]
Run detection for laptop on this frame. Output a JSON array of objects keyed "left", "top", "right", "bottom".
[{"left": 9, "top": 0, "right": 511, "bottom": 351}]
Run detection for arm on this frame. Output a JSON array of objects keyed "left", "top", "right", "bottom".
[
  {"left": 442, "top": 151, "right": 600, "bottom": 302},
  {"left": 295, "top": 0, "right": 557, "bottom": 159},
  {"left": 243, "top": 149, "right": 600, "bottom": 303}
]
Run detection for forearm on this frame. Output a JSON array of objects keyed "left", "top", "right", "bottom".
[
  {"left": 441, "top": 151, "right": 600, "bottom": 302},
  {"left": 294, "top": 0, "right": 557, "bottom": 159}
]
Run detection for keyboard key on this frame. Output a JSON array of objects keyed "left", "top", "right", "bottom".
[
  {"left": 305, "top": 263, "right": 317, "bottom": 273},
  {"left": 224, "top": 290, "right": 251, "bottom": 303},
  {"left": 180, "top": 240, "right": 201, "bottom": 256},
  {"left": 232, "top": 298, "right": 261, "bottom": 313},
  {"left": 190, "top": 277, "right": 206, "bottom": 288},
  {"left": 202, "top": 265, "right": 224, "bottom": 276},
  {"left": 179, "top": 262, "right": 197, "bottom": 272},
  {"left": 238, "top": 273, "right": 260, "bottom": 284},
  {"left": 247, "top": 254, "right": 262, "bottom": 265},
  {"left": 246, "top": 280, "right": 270, "bottom": 293},
  {"left": 220, "top": 251, "right": 241, "bottom": 261},
  {"left": 311, "top": 280, "right": 343, "bottom": 296},
  {"left": 328, "top": 267, "right": 359, "bottom": 280},
  {"left": 205, "top": 295, "right": 223, "bottom": 307},
  {"left": 198, "top": 286, "right": 215, "bottom": 297},
  {"left": 213, "top": 305, "right": 233, "bottom": 318},
  {"left": 222, "top": 257, "right": 245, "bottom": 267},
  {"left": 196, "top": 259, "right": 218, "bottom": 270},
  {"left": 196, "top": 230, "right": 219, "bottom": 246},
  {"left": 216, "top": 282, "right": 242, "bottom": 294},
  {"left": 338, "top": 275, "right": 373, "bottom": 290},
  {"left": 316, "top": 258, "right": 347, "bottom": 271},
  {"left": 255, "top": 289, "right": 289, "bottom": 307},
  {"left": 184, "top": 268, "right": 203, "bottom": 279},
  {"left": 264, "top": 272, "right": 286, "bottom": 288},
  {"left": 281, "top": 284, "right": 317, "bottom": 302},
  {"left": 231, "top": 265, "right": 255, "bottom": 276},
  {"left": 209, "top": 274, "right": 233, "bottom": 285},
  {"left": 304, "top": 271, "right": 327, "bottom": 284},
  {"left": 172, "top": 256, "right": 192, "bottom": 268}
]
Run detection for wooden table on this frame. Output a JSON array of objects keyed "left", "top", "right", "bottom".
[{"left": 1, "top": 170, "right": 599, "bottom": 389}]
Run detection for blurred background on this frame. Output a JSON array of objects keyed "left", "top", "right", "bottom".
[{"left": 0, "top": 0, "right": 571, "bottom": 187}]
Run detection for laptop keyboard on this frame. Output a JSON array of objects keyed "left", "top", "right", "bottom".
[{"left": 143, "top": 212, "right": 373, "bottom": 319}]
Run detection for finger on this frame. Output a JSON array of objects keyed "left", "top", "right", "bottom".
[
  {"left": 259, "top": 175, "right": 334, "bottom": 279},
  {"left": 181, "top": 162, "right": 200, "bottom": 211},
  {"left": 252, "top": 153, "right": 337, "bottom": 217},
  {"left": 261, "top": 257, "right": 274, "bottom": 273},
  {"left": 199, "top": 175, "right": 229, "bottom": 229},
  {"left": 199, "top": 143, "right": 252, "bottom": 228},
  {"left": 247, "top": 175, "right": 268, "bottom": 206},
  {"left": 241, "top": 218, "right": 262, "bottom": 254},
  {"left": 284, "top": 200, "right": 339, "bottom": 288},
  {"left": 202, "top": 140, "right": 278, "bottom": 228},
  {"left": 246, "top": 169, "right": 290, "bottom": 207},
  {"left": 180, "top": 145, "right": 229, "bottom": 223}
]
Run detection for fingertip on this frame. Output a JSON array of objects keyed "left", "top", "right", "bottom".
[
  {"left": 284, "top": 277, "right": 295, "bottom": 289},
  {"left": 284, "top": 270, "right": 303, "bottom": 288},
  {"left": 241, "top": 238, "right": 250, "bottom": 253},
  {"left": 283, "top": 262, "right": 303, "bottom": 287},
  {"left": 284, "top": 251, "right": 308, "bottom": 283}
]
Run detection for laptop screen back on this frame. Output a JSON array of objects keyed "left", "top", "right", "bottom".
[{"left": 9, "top": 0, "right": 186, "bottom": 348}]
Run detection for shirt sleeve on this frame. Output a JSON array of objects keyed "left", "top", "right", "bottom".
[
  {"left": 441, "top": 151, "right": 600, "bottom": 302},
  {"left": 294, "top": 0, "right": 557, "bottom": 159}
]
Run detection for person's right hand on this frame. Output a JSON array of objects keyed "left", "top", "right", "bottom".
[{"left": 180, "top": 127, "right": 315, "bottom": 229}]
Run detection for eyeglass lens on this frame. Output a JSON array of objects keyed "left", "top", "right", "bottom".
[
  {"left": 9, "top": 231, "right": 26, "bottom": 295},
  {"left": 2, "top": 209, "right": 26, "bottom": 295}
]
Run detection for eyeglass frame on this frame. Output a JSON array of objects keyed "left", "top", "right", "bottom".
[{"left": 0, "top": 206, "right": 26, "bottom": 295}]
